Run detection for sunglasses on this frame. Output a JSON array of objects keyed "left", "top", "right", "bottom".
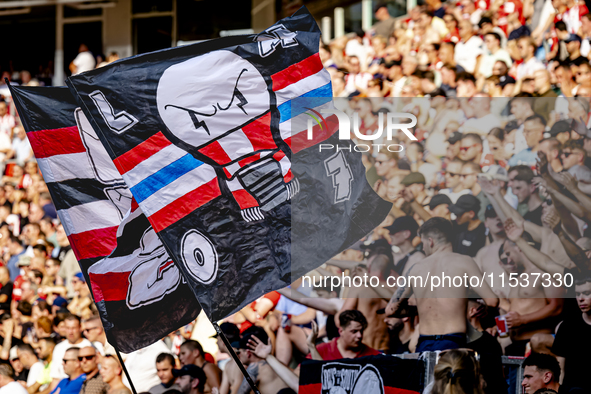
[
  {"left": 78, "top": 355, "right": 95, "bottom": 361},
  {"left": 459, "top": 144, "right": 478, "bottom": 151},
  {"left": 446, "top": 172, "right": 461, "bottom": 177},
  {"left": 63, "top": 359, "right": 77, "bottom": 363},
  {"left": 562, "top": 151, "right": 575, "bottom": 158}
]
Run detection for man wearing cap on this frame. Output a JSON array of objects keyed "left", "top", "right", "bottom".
[
  {"left": 445, "top": 132, "right": 462, "bottom": 162},
  {"left": 236, "top": 327, "right": 289, "bottom": 394},
  {"left": 372, "top": 3, "right": 396, "bottom": 41},
  {"left": 386, "top": 216, "right": 425, "bottom": 276},
  {"left": 174, "top": 364, "right": 207, "bottom": 394},
  {"left": 382, "top": 304, "right": 419, "bottom": 354},
  {"left": 449, "top": 194, "right": 486, "bottom": 257},
  {"left": 565, "top": 34, "right": 585, "bottom": 65},
  {"left": 400, "top": 172, "right": 429, "bottom": 208}
]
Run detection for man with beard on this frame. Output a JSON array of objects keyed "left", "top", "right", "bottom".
[
  {"left": 381, "top": 305, "right": 418, "bottom": 354},
  {"left": 174, "top": 364, "right": 207, "bottom": 394},
  {"left": 26, "top": 337, "right": 55, "bottom": 393}
]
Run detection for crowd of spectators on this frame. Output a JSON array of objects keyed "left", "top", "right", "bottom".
[{"left": 0, "top": 1, "right": 591, "bottom": 394}]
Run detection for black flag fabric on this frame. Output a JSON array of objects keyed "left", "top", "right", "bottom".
[
  {"left": 9, "top": 85, "right": 201, "bottom": 353},
  {"left": 66, "top": 7, "right": 391, "bottom": 321}
]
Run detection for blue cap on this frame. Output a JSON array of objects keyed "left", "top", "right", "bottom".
[
  {"left": 74, "top": 272, "right": 86, "bottom": 283},
  {"left": 53, "top": 296, "right": 68, "bottom": 308}
]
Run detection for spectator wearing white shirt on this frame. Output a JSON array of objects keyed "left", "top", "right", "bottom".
[
  {"left": 516, "top": 37, "right": 545, "bottom": 81},
  {"left": 0, "top": 364, "right": 27, "bottom": 394},
  {"left": 16, "top": 343, "right": 44, "bottom": 388},
  {"left": 476, "top": 32, "right": 513, "bottom": 78},
  {"left": 69, "top": 44, "right": 96, "bottom": 75},
  {"left": 454, "top": 20, "right": 484, "bottom": 74}
]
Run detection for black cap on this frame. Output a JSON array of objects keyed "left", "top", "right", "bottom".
[
  {"left": 549, "top": 120, "right": 572, "bottom": 137},
  {"left": 360, "top": 238, "right": 391, "bottom": 251},
  {"left": 449, "top": 194, "right": 481, "bottom": 216},
  {"left": 427, "top": 194, "right": 452, "bottom": 210},
  {"left": 484, "top": 204, "right": 498, "bottom": 219},
  {"left": 565, "top": 34, "right": 582, "bottom": 43},
  {"left": 374, "top": 2, "right": 388, "bottom": 13},
  {"left": 424, "top": 88, "right": 447, "bottom": 98},
  {"left": 498, "top": 76, "right": 516, "bottom": 88},
  {"left": 447, "top": 131, "right": 462, "bottom": 144},
  {"left": 385, "top": 216, "right": 419, "bottom": 238},
  {"left": 478, "top": 17, "right": 493, "bottom": 28},
  {"left": 504, "top": 119, "right": 520, "bottom": 132},
  {"left": 401, "top": 172, "right": 426, "bottom": 185},
  {"left": 172, "top": 364, "right": 207, "bottom": 382},
  {"left": 507, "top": 25, "right": 531, "bottom": 41},
  {"left": 239, "top": 327, "right": 269, "bottom": 349},
  {"left": 211, "top": 322, "right": 240, "bottom": 342}
]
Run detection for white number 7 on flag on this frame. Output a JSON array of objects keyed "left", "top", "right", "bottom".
[{"left": 90, "top": 90, "right": 138, "bottom": 134}]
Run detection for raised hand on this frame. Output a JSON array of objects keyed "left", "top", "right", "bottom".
[
  {"left": 400, "top": 187, "right": 415, "bottom": 203},
  {"left": 479, "top": 177, "right": 501, "bottom": 195},
  {"left": 554, "top": 172, "right": 578, "bottom": 190},
  {"left": 504, "top": 218, "right": 524, "bottom": 242},
  {"left": 306, "top": 321, "right": 318, "bottom": 348},
  {"left": 247, "top": 335, "right": 272, "bottom": 360},
  {"left": 536, "top": 151, "right": 549, "bottom": 175},
  {"left": 542, "top": 205, "right": 561, "bottom": 233}
]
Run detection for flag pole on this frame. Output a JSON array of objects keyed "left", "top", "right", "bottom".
[
  {"left": 105, "top": 332, "right": 137, "bottom": 394},
  {"left": 211, "top": 321, "right": 262, "bottom": 394}
]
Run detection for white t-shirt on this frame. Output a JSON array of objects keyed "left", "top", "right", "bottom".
[
  {"left": 454, "top": 36, "right": 484, "bottom": 73},
  {"left": 516, "top": 57, "right": 545, "bottom": 81},
  {"left": 49, "top": 338, "right": 92, "bottom": 380},
  {"left": 461, "top": 113, "right": 502, "bottom": 135},
  {"left": 122, "top": 340, "right": 173, "bottom": 392},
  {"left": 0, "top": 381, "right": 28, "bottom": 394},
  {"left": 27, "top": 361, "right": 44, "bottom": 387},
  {"left": 73, "top": 51, "right": 96, "bottom": 75}
]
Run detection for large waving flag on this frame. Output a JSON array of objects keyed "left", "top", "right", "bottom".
[
  {"left": 66, "top": 7, "right": 391, "bottom": 321},
  {"left": 10, "top": 85, "right": 201, "bottom": 352}
]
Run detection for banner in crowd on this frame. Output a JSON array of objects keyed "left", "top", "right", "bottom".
[
  {"left": 299, "top": 356, "right": 423, "bottom": 394},
  {"left": 9, "top": 85, "right": 201, "bottom": 353},
  {"left": 66, "top": 7, "right": 391, "bottom": 320}
]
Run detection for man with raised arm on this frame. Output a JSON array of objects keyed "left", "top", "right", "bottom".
[{"left": 386, "top": 217, "right": 498, "bottom": 352}]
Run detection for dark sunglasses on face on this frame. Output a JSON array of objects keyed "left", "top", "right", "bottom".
[
  {"left": 446, "top": 172, "right": 461, "bottom": 177},
  {"left": 78, "top": 355, "right": 95, "bottom": 361},
  {"left": 562, "top": 151, "right": 574, "bottom": 158}
]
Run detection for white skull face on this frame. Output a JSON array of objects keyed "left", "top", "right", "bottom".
[{"left": 157, "top": 50, "right": 270, "bottom": 149}]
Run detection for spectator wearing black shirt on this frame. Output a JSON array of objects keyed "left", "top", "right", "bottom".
[
  {"left": 508, "top": 166, "right": 543, "bottom": 226},
  {"left": 448, "top": 194, "right": 486, "bottom": 257},
  {"left": 552, "top": 277, "right": 591, "bottom": 393}
]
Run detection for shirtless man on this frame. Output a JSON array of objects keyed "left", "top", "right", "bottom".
[
  {"left": 236, "top": 328, "right": 289, "bottom": 394},
  {"left": 338, "top": 240, "right": 394, "bottom": 352},
  {"left": 100, "top": 355, "right": 131, "bottom": 394},
  {"left": 474, "top": 205, "right": 511, "bottom": 307},
  {"left": 501, "top": 220, "right": 565, "bottom": 356},
  {"left": 179, "top": 340, "right": 222, "bottom": 394},
  {"left": 386, "top": 217, "right": 499, "bottom": 352},
  {"left": 386, "top": 216, "right": 425, "bottom": 276}
]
